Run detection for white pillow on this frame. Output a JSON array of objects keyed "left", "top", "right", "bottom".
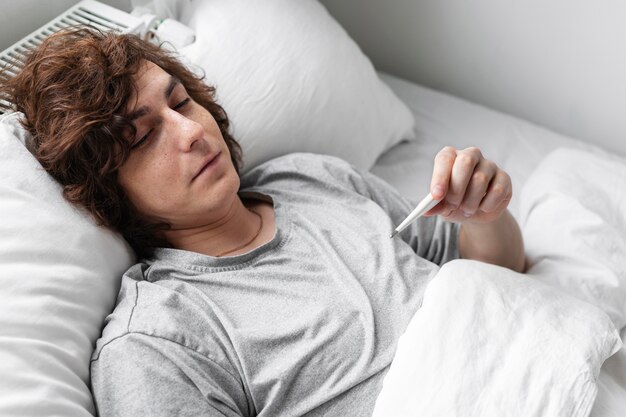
[
  {"left": 0, "top": 113, "right": 134, "bottom": 417},
  {"left": 176, "top": 0, "right": 415, "bottom": 171}
]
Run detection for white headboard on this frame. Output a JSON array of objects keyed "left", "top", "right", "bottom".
[
  {"left": 321, "top": 0, "right": 626, "bottom": 157},
  {"left": 0, "top": 0, "right": 131, "bottom": 51}
]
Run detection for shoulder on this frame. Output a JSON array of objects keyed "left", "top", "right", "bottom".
[
  {"left": 91, "top": 262, "right": 146, "bottom": 352},
  {"left": 240, "top": 152, "right": 366, "bottom": 191},
  {"left": 92, "top": 262, "right": 232, "bottom": 367},
  {"left": 266, "top": 152, "right": 354, "bottom": 169},
  {"left": 244, "top": 152, "right": 355, "bottom": 176},
  {"left": 89, "top": 265, "right": 250, "bottom": 415}
]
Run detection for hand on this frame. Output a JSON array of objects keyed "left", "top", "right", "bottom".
[{"left": 426, "top": 146, "right": 512, "bottom": 224}]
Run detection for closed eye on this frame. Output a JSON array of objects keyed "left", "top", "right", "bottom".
[
  {"left": 174, "top": 97, "right": 190, "bottom": 110},
  {"left": 131, "top": 129, "right": 152, "bottom": 149},
  {"left": 130, "top": 98, "right": 191, "bottom": 150}
]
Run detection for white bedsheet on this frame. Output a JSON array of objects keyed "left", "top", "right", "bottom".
[
  {"left": 374, "top": 74, "right": 626, "bottom": 416},
  {"left": 374, "top": 72, "right": 606, "bottom": 216}
]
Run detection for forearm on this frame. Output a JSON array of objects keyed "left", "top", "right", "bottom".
[{"left": 458, "top": 209, "right": 526, "bottom": 272}]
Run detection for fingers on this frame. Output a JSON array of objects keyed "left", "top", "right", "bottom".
[
  {"left": 478, "top": 170, "right": 512, "bottom": 213},
  {"left": 430, "top": 146, "right": 457, "bottom": 200},
  {"left": 427, "top": 146, "right": 512, "bottom": 222},
  {"left": 458, "top": 159, "right": 497, "bottom": 216},
  {"left": 447, "top": 147, "right": 483, "bottom": 213}
]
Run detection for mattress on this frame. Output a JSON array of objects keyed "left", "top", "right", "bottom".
[{"left": 375, "top": 72, "right": 626, "bottom": 416}]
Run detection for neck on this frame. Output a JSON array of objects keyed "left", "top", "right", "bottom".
[{"left": 164, "top": 197, "right": 265, "bottom": 257}]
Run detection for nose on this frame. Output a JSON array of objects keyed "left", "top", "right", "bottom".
[{"left": 164, "top": 109, "right": 204, "bottom": 151}]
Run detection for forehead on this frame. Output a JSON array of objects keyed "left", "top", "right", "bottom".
[
  {"left": 126, "top": 61, "right": 180, "bottom": 118},
  {"left": 131, "top": 61, "right": 169, "bottom": 100}
]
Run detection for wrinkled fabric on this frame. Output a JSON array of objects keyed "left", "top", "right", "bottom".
[
  {"left": 374, "top": 260, "right": 621, "bottom": 417},
  {"left": 91, "top": 153, "right": 459, "bottom": 417}
]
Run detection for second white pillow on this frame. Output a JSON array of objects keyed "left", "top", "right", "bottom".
[{"left": 178, "top": 0, "right": 415, "bottom": 171}]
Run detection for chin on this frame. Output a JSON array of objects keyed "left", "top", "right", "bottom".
[{"left": 216, "top": 167, "right": 241, "bottom": 199}]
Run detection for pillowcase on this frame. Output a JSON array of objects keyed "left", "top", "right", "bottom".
[
  {"left": 0, "top": 113, "right": 134, "bottom": 417},
  {"left": 175, "top": 0, "right": 415, "bottom": 171}
]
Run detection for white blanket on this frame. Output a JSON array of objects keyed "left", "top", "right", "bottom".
[
  {"left": 373, "top": 148, "right": 626, "bottom": 417},
  {"left": 520, "top": 148, "right": 626, "bottom": 330}
]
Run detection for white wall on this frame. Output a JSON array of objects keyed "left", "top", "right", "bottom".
[
  {"left": 321, "top": 0, "right": 626, "bottom": 157},
  {"left": 3, "top": 0, "right": 624, "bottom": 156}
]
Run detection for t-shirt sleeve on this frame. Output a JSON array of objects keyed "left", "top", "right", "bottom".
[
  {"left": 355, "top": 168, "right": 460, "bottom": 265},
  {"left": 91, "top": 333, "right": 250, "bottom": 417}
]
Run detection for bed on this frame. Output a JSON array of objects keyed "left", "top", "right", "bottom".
[
  {"left": 374, "top": 73, "right": 626, "bottom": 417},
  {"left": 1, "top": 0, "right": 625, "bottom": 416}
]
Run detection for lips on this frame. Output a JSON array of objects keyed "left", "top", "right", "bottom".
[{"left": 192, "top": 151, "right": 221, "bottom": 181}]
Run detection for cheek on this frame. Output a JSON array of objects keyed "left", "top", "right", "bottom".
[
  {"left": 197, "top": 106, "right": 222, "bottom": 135},
  {"left": 117, "top": 155, "right": 179, "bottom": 216}
]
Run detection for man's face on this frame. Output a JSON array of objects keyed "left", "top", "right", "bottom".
[{"left": 117, "top": 61, "right": 240, "bottom": 229}]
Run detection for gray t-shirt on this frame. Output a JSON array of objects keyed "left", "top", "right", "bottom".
[{"left": 90, "top": 153, "right": 459, "bottom": 417}]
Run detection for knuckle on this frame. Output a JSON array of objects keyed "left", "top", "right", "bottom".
[
  {"left": 444, "top": 195, "right": 461, "bottom": 208},
  {"left": 460, "top": 203, "right": 477, "bottom": 213},
  {"left": 457, "top": 154, "right": 477, "bottom": 168},
  {"left": 466, "top": 146, "right": 482, "bottom": 157},
  {"left": 491, "top": 183, "right": 507, "bottom": 197},
  {"left": 472, "top": 171, "right": 489, "bottom": 185},
  {"left": 435, "top": 154, "right": 451, "bottom": 165},
  {"left": 484, "top": 160, "right": 497, "bottom": 172},
  {"left": 436, "top": 147, "right": 456, "bottom": 162},
  {"left": 441, "top": 145, "right": 457, "bottom": 154}
]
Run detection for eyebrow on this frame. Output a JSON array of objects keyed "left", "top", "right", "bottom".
[{"left": 127, "top": 76, "right": 182, "bottom": 121}]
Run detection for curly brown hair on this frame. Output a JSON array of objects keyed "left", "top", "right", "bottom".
[{"left": 0, "top": 27, "right": 242, "bottom": 258}]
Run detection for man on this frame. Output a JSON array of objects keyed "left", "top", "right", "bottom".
[{"left": 1, "top": 28, "right": 524, "bottom": 416}]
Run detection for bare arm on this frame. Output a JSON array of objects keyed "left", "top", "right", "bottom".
[
  {"left": 426, "top": 146, "right": 526, "bottom": 272},
  {"left": 458, "top": 210, "right": 525, "bottom": 272}
]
